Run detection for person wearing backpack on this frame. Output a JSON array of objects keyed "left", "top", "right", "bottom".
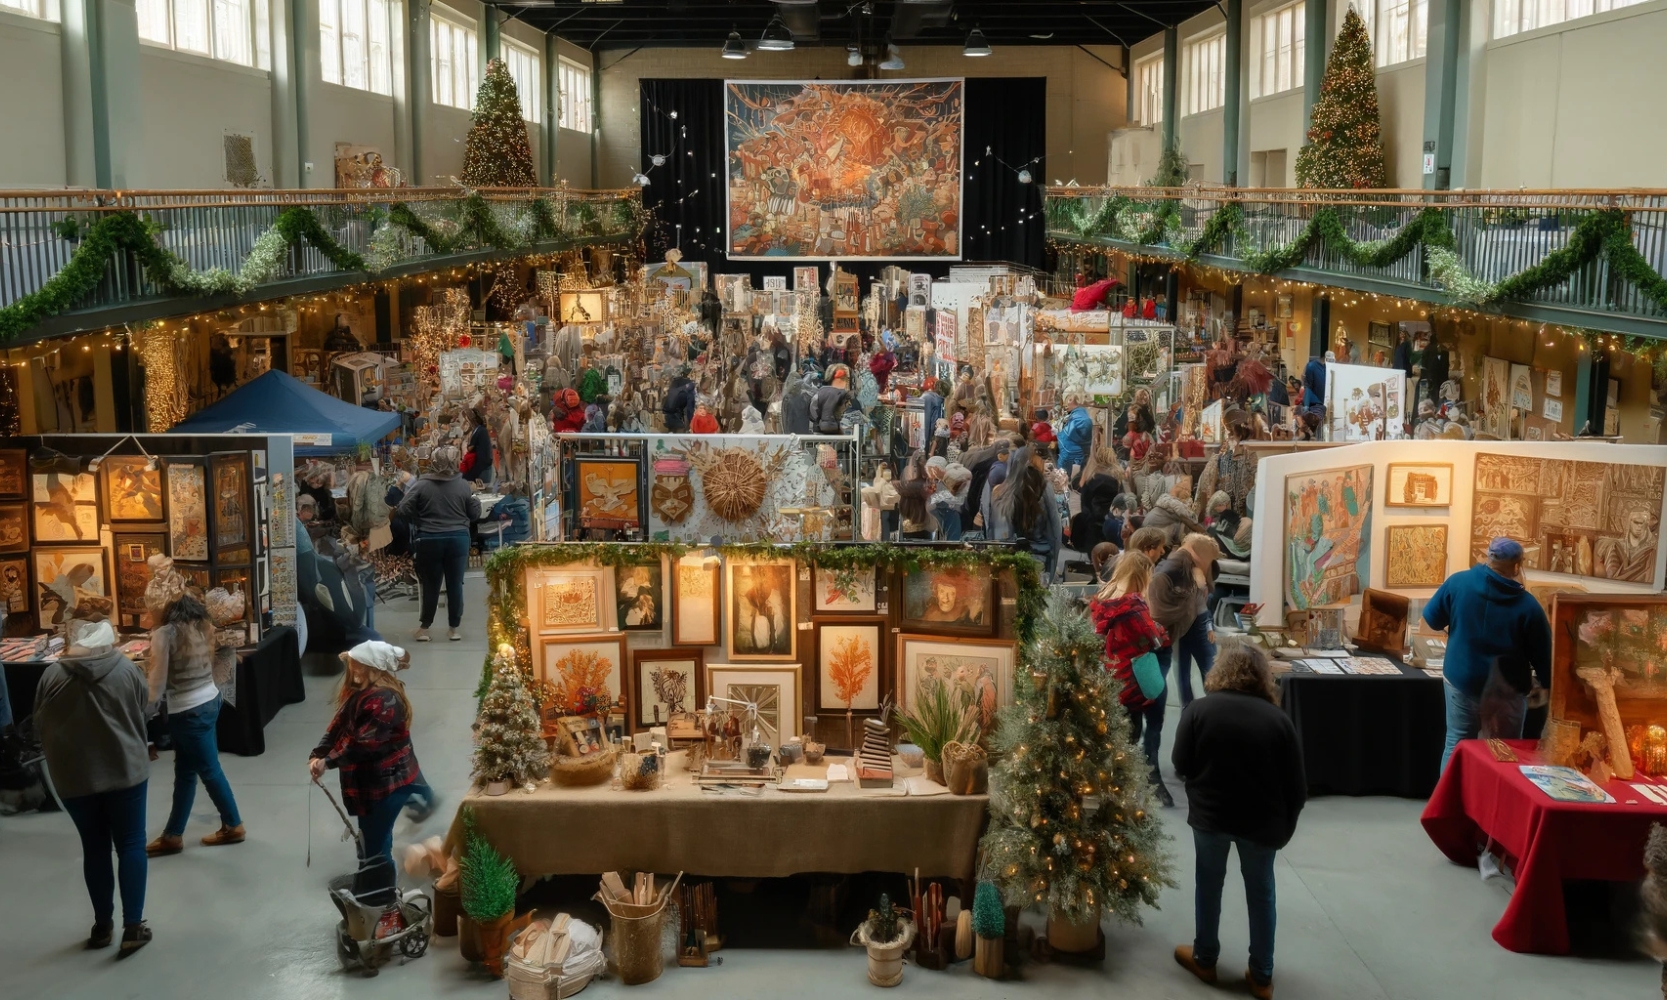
[{"left": 1091, "top": 551, "right": 1171, "bottom": 804}]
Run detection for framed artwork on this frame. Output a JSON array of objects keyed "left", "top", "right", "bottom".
[
  {"left": 724, "top": 557, "right": 797, "bottom": 661},
  {"left": 166, "top": 459, "right": 210, "bottom": 561},
  {"left": 1509, "top": 363, "right": 1534, "bottom": 411},
  {"left": 615, "top": 558, "right": 666, "bottom": 631},
  {"left": 812, "top": 564, "right": 878, "bottom": 614},
  {"left": 1284, "top": 465, "right": 1373, "bottom": 611},
  {"left": 574, "top": 457, "right": 641, "bottom": 531},
  {"left": 793, "top": 266, "right": 820, "bottom": 292},
  {"left": 208, "top": 453, "right": 252, "bottom": 553},
  {"left": 1479, "top": 356, "right": 1511, "bottom": 439},
  {"left": 1275, "top": 293, "right": 1293, "bottom": 319},
  {"left": 705, "top": 664, "right": 802, "bottom": 745},
  {"left": 673, "top": 554, "right": 721, "bottom": 646},
  {"left": 1384, "top": 464, "right": 1453, "bottom": 508},
  {"left": 1471, "top": 453, "right": 1666, "bottom": 584},
  {"left": 178, "top": 564, "right": 211, "bottom": 591},
  {"left": 899, "top": 564, "right": 993, "bottom": 635},
  {"left": 32, "top": 470, "right": 99, "bottom": 543},
  {"left": 0, "top": 555, "right": 30, "bottom": 620},
  {"left": 112, "top": 533, "right": 167, "bottom": 629},
  {"left": 540, "top": 633, "right": 627, "bottom": 717},
  {"left": 529, "top": 565, "right": 616, "bottom": 635},
  {"left": 33, "top": 546, "right": 109, "bottom": 628},
  {"left": 894, "top": 634, "right": 1014, "bottom": 732},
  {"left": 0, "top": 449, "right": 27, "bottom": 498},
  {"left": 102, "top": 456, "right": 165, "bottom": 523},
  {"left": 1384, "top": 524, "right": 1449, "bottom": 589},
  {"left": 0, "top": 503, "right": 27, "bottom": 553},
  {"left": 629, "top": 647, "right": 704, "bottom": 731},
  {"left": 815, "top": 620, "right": 884, "bottom": 713}
]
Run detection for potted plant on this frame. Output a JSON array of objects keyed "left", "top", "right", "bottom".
[
  {"left": 972, "top": 882, "right": 1004, "bottom": 978},
  {"left": 458, "top": 809, "right": 520, "bottom": 977},
  {"left": 897, "top": 678, "right": 978, "bottom": 785},
  {"left": 852, "top": 893, "right": 915, "bottom": 987}
]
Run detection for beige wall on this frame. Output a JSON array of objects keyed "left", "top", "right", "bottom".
[
  {"left": 1375, "top": 62, "right": 1425, "bottom": 187},
  {"left": 0, "top": 13, "right": 66, "bottom": 187}
]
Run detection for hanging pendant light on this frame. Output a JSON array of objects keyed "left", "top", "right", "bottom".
[
  {"left": 758, "top": 14, "right": 795, "bottom": 51},
  {"left": 721, "top": 30, "right": 748, "bottom": 60},
  {"left": 963, "top": 27, "right": 992, "bottom": 57}
]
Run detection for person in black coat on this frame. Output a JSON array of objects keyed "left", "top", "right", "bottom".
[
  {"left": 662, "top": 372, "right": 697, "bottom": 433},
  {"left": 1170, "top": 643, "right": 1305, "bottom": 999}
]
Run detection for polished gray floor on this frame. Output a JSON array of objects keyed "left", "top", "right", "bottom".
[{"left": 1, "top": 573, "right": 1655, "bottom": 999}]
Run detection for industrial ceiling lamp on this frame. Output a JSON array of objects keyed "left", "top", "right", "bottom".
[
  {"left": 757, "top": 13, "right": 795, "bottom": 51},
  {"left": 879, "top": 42, "right": 905, "bottom": 70},
  {"left": 846, "top": 44, "right": 862, "bottom": 67},
  {"left": 721, "top": 30, "right": 748, "bottom": 60},
  {"left": 963, "top": 27, "right": 992, "bottom": 57}
]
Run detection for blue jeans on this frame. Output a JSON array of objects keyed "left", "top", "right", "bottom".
[
  {"left": 357, "top": 777, "right": 436, "bottom": 870},
  {"left": 1125, "top": 689, "right": 1167, "bottom": 787},
  {"left": 1441, "top": 680, "right": 1525, "bottom": 772},
  {"left": 1193, "top": 828, "right": 1277, "bottom": 985},
  {"left": 934, "top": 506, "right": 963, "bottom": 541},
  {"left": 1173, "top": 613, "right": 1215, "bottom": 708},
  {"left": 63, "top": 781, "right": 148, "bottom": 927},
  {"left": 415, "top": 532, "right": 470, "bottom": 629},
  {"left": 164, "top": 695, "right": 242, "bottom": 836}
]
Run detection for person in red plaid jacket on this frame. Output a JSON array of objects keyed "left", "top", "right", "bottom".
[
  {"left": 1090, "top": 551, "right": 1174, "bottom": 806},
  {"left": 309, "top": 641, "right": 436, "bottom": 867}
]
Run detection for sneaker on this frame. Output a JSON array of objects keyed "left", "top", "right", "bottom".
[
  {"left": 448, "top": 628, "right": 461, "bottom": 641},
  {"left": 1246, "top": 970, "right": 1274, "bottom": 999},
  {"left": 145, "top": 835, "right": 183, "bottom": 857},
  {"left": 1173, "top": 945, "right": 1217, "bottom": 984},
  {"left": 88, "top": 922, "right": 113, "bottom": 949},
  {"left": 118, "top": 922, "right": 152, "bottom": 959},
  {"left": 414, "top": 627, "right": 431, "bottom": 642},
  {"left": 201, "top": 824, "right": 245, "bottom": 846},
  {"left": 1155, "top": 783, "right": 1176, "bottom": 808}
]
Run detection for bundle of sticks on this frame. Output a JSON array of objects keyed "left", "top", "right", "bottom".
[
  {"left": 910, "top": 867, "right": 945, "bottom": 969},
  {"left": 595, "top": 870, "right": 683, "bottom": 918},
  {"left": 678, "top": 881, "right": 720, "bottom": 967}
]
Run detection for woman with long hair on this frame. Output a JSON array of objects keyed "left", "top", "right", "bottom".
[
  {"left": 1091, "top": 552, "right": 1172, "bottom": 802},
  {"left": 308, "top": 641, "right": 435, "bottom": 869},
  {"left": 896, "top": 451, "right": 936, "bottom": 540},
  {"left": 988, "top": 445, "right": 1063, "bottom": 581},
  {"left": 396, "top": 445, "right": 481, "bottom": 642}
]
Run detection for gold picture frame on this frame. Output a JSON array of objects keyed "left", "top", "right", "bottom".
[
  {"left": 528, "top": 565, "right": 617, "bottom": 635},
  {"left": 723, "top": 557, "right": 797, "bottom": 661}
]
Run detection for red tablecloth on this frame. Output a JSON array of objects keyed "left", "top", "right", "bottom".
[{"left": 1421, "top": 738, "right": 1667, "bottom": 954}]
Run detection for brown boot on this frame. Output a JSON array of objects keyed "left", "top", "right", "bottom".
[
  {"left": 201, "top": 824, "right": 245, "bottom": 846},
  {"left": 1174, "top": 944, "right": 1217, "bottom": 984},
  {"left": 145, "top": 835, "right": 183, "bottom": 857},
  {"left": 1246, "top": 970, "right": 1274, "bottom": 999}
]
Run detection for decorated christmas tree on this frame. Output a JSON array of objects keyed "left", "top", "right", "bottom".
[
  {"left": 461, "top": 58, "right": 537, "bottom": 188},
  {"left": 1294, "top": 7, "right": 1388, "bottom": 189},
  {"left": 472, "top": 643, "right": 550, "bottom": 787},
  {"left": 979, "top": 593, "right": 1173, "bottom": 924}
]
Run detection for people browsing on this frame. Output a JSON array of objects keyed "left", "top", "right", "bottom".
[
  {"left": 459, "top": 407, "right": 495, "bottom": 486},
  {"left": 1148, "top": 533, "right": 1221, "bottom": 710},
  {"left": 987, "top": 445, "right": 1063, "bottom": 583},
  {"left": 811, "top": 365, "right": 854, "bottom": 434},
  {"left": 396, "top": 446, "right": 480, "bottom": 643},
  {"left": 1091, "top": 552, "right": 1172, "bottom": 803}
]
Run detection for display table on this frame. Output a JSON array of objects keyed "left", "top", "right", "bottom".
[
  {"left": 1277, "top": 660, "right": 1445, "bottom": 797},
  {"left": 1421, "top": 739, "right": 1667, "bottom": 954},
  {"left": 446, "top": 763, "right": 988, "bottom": 882}
]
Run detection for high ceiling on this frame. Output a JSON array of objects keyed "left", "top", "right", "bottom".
[{"left": 498, "top": 1, "right": 1219, "bottom": 51}]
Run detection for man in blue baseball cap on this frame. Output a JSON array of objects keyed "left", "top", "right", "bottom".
[{"left": 1422, "top": 537, "right": 1551, "bottom": 771}]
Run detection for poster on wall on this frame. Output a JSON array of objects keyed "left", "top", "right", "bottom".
[
  {"left": 1326, "top": 362, "right": 1405, "bottom": 441},
  {"left": 1479, "top": 356, "right": 1511, "bottom": 439},
  {"left": 724, "top": 78, "right": 964, "bottom": 260},
  {"left": 1284, "top": 465, "right": 1373, "bottom": 611}
]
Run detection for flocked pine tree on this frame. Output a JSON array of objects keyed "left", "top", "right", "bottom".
[
  {"left": 472, "top": 643, "right": 550, "bottom": 787},
  {"left": 1294, "top": 7, "right": 1389, "bottom": 189},
  {"left": 461, "top": 58, "right": 538, "bottom": 188},
  {"left": 980, "top": 592, "right": 1174, "bottom": 924}
]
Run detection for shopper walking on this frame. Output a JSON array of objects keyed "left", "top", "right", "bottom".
[
  {"left": 308, "top": 641, "right": 435, "bottom": 870},
  {"left": 397, "top": 446, "right": 480, "bottom": 642},
  {"left": 34, "top": 620, "right": 152, "bottom": 956},
  {"left": 459, "top": 407, "right": 495, "bottom": 487},
  {"left": 1423, "top": 537, "right": 1551, "bottom": 771},
  {"left": 145, "top": 593, "right": 244, "bottom": 857},
  {"left": 1171, "top": 643, "right": 1306, "bottom": 1000},
  {"left": 988, "top": 445, "right": 1063, "bottom": 583},
  {"left": 1149, "top": 533, "right": 1221, "bottom": 710},
  {"left": 1091, "top": 552, "right": 1173, "bottom": 803}
]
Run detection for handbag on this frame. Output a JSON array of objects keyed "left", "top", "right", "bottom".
[{"left": 1131, "top": 650, "right": 1166, "bottom": 700}]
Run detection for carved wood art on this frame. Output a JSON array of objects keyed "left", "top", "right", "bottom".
[
  {"left": 1578, "top": 664, "right": 1635, "bottom": 779},
  {"left": 651, "top": 475, "right": 694, "bottom": 524}
]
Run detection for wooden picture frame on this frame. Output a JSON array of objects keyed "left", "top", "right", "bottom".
[
  {"left": 0, "top": 554, "right": 31, "bottom": 624},
  {"left": 165, "top": 458, "right": 210, "bottom": 562},
  {"left": 894, "top": 634, "right": 1015, "bottom": 732},
  {"left": 102, "top": 456, "right": 165, "bottom": 523},
  {"left": 527, "top": 565, "right": 616, "bottom": 636},
  {"left": 112, "top": 532, "right": 167, "bottom": 630},
  {"left": 32, "top": 546, "right": 110, "bottom": 628},
  {"left": 574, "top": 456, "right": 642, "bottom": 532},
  {"left": 1383, "top": 524, "right": 1449, "bottom": 588},
  {"left": 723, "top": 557, "right": 798, "bottom": 661},
  {"left": 814, "top": 618, "right": 886, "bottom": 713},
  {"left": 31, "top": 468, "right": 99, "bottom": 544},
  {"left": 898, "top": 563, "right": 994, "bottom": 635},
  {"left": 0, "top": 448, "right": 26, "bottom": 499},
  {"left": 208, "top": 452, "right": 254, "bottom": 556},
  {"left": 705, "top": 663, "right": 802, "bottom": 745},
  {"left": 673, "top": 554, "right": 721, "bottom": 646},
  {"left": 615, "top": 556, "right": 667, "bottom": 631},
  {"left": 629, "top": 647, "right": 704, "bottom": 732},
  {"left": 812, "top": 564, "right": 878, "bottom": 614},
  {"left": 1384, "top": 463, "right": 1454, "bottom": 508},
  {"left": 1547, "top": 593, "right": 1667, "bottom": 744},
  {"left": 540, "top": 633, "right": 628, "bottom": 718},
  {"left": 0, "top": 502, "right": 27, "bottom": 553}
]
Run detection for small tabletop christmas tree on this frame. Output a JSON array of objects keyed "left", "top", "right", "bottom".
[
  {"left": 473, "top": 643, "right": 550, "bottom": 788},
  {"left": 461, "top": 58, "right": 537, "bottom": 188},
  {"left": 979, "top": 592, "right": 1174, "bottom": 924},
  {"left": 1294, "top": 7, "right": 1388, "bottom": 189}
]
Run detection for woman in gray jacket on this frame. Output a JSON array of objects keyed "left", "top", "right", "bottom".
[{"left": 397, "top": 445, "right": 481, "bottom": 642}]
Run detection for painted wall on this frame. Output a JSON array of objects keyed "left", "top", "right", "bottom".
[
  {"left": 310, "top": 84, "right": 401, "bottom": 185},
  {"left": 137, "top": 47, "right": 274, "bottom": 188},
  {"left": 1375, "top": 61, "right": 1425, "bottom": 188},
  {"left": 0, "top": 14, "right": 68, "bottom": 187}
]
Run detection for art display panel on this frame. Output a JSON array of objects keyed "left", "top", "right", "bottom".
[
  {"left": 724, "top": 78, "right": 964, "bottom": 260},
  {"left": 1284, "top": 465, "right": 1374, "bottom": 611},
  {"left": 1383, "top": 524, "right": 1448, "bottom": 588}
]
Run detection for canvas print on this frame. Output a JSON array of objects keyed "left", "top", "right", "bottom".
[
  {"left": 0, "top": 449, "right": 26, "bottom": 498},
  {"left": 0, "top": 503, "right": 26, "bottom": 553},
  {"left": 706, "top": 664, "right": 802, "bottom": 745},
  {"left": 167, "top": 460, "right": 209, "bottom": 561},
  {"left": 103, "top": 456, "right": 164, "bottom": 522},
  {"left": 576, "top": 458, "right": 640, "bottom": 531},
  {"left": 210, "top": 454, "right": 251, "bottom": 550},
  {"left": 1284, "top": 465, "right": 1374, "bottom": 611},
  {"left": 894, "top": 635, "right": 1013, "bottom": 732},
  {"left": 540, "top": 635, "right": 627, "bottom": 717},
  {"left": 1509, "top": 364, "right": 1534, "bottom": 410},
  {"left": 1471, "top": 453, "right": 1666, "bottom": 584},
  {"left": 535, "top": 568, "right": 612, "bottom": 634},
  {"left": 900, "top": 564, "right": 992, "bottom": 634},
  {"left": 615, "top": 559, "right": 665, "bottom": 630},
  {"left": 0, "top": 556, "right": 28, "bottom": 617},
  {"left": 33, "top": 547, "right": 107, "bottom": 627},
  {"left": 674, "top": 555, "right": 721, "bottom": 646},
  {"left": 1384, "top": 464, "right": 1453, "bottom": 508},
  {"left": 32, "top": 470, "right": 98, "bottom": 543},
  {"left": 630, "top": 648, "right": 703, "bottom": 731},
  {"left": 725, "top": 78, "right": 965, "bottom": 259},
  {"left": 817, "top": 622, "right": 882, "bottom": 712},
  {"left": 1384, "top": 524, "right": 1449, "bottom": 589},
  {"left": 1479, "top": 356, "right": 1511, "bottom": 439},
  {"left": 794, "top": 265, "right": 819, "bottom": 292},
  {"left": 725, "top": 558, "right": 796, "bottom": 660},
  {"left": 813, "top": 564, "right": 878, "bottom": 613},
  {"left": 113, "top": 533, "right": 167, "bottom": 629}
]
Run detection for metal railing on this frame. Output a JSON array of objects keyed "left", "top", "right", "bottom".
[
  {"left": 1045, "top": 185, "right": 1667, "bottom": 326},
  {"left": 0, "top": 186, "right": 640, "bottom": 317}
]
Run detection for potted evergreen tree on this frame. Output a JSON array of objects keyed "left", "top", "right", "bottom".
[
  {"left": 971, "top": 881, "right": 1005, "bottom": 978},
  {"left": 473, "top": 645, "right": 550, "bottom": 795},
  {"left": 458, "top": 809, "right": 520, "bottom": 977},
  {"left": 852, "top": 893, "right": 915, "bottom": 987}
]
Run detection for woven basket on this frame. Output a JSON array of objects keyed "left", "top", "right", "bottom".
[
  {"left": 506, "top": 920, "right": 606, "bottom": 1000},
  {"left": 619, "top": 752, "right": 661, "bottom": 791},
  {"left": 550, "top": 748, "right": 617, "bottom": 787}
]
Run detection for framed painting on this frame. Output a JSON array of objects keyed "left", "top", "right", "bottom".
[
  {"left": 894, "top": 634, "right": 1014, "bottom": 733},
  {"left": 112, "top": 533, "right": 167, "bottom": 629},
  {"left": 33, "top": 546, "right": 109, "bottom": 628},
  {"left": 812, "top": 564, "right": 878, "bottom": 614},
  {"left": 1471, "top": 453, "right": 1666, "bottom": 584},
  {"left": 673, "top": 554, "right": 721, "bottom": 646},
  {"left": 0, "top": 555, "right": 30, "bottom": 622},
  {"left": 793, "top": 266, "right": 820, "bottom": 292},
  {"left": 1384, "top": 464, "right": 1453, "bottom": 508},
  {"left": 0, "top": 449, "right": 26, "bottom": 498},
  {"left": 724, "top": 557, "right": 797, "bottom": 661},
  {"left": 899, "top": 564, "right": 993, "bottom": 635},
  {"left": 102, "top": 456, "right": 165, "bottom": 523},
  {"left": 629, "top": 647, "right": 704, "bottom": 732},
  {"left": 539, "top": 633, "right": 627, "bottom": 717},
  {"left": 615, "top": 557, "right": 666, "bottom": 631},
  {"left": 1284, "top": 465, "right": 1373, "bottom": 612},
  {"left": 178, "top": 564, "right": 211, "bottom": 592},
  {"left": 528, "top": 565, "right": 616, "bottom": 635},
  {"left": 815, "top": 619, "right": 885, "bottom": 713},
  {"left": 166, "top": 459, "right": 210, "bottom": 561},
  {"left": 208, "top": 453, "right": 253, "bottom": 553},
  {"left": 0, "top": 502, "right": 27, "bottom": 553},
  {"left": 32, "top": 469, "right": 99, "bottom": 543},
  {"left": 1384, "top": 524, "right": 1449, "bottom": 589},
  {"left": 705, "top": 664, "right": 802, "bottom": 745},
  {"left": 574, "top": 457, "right": 641, "bottom": 532}
]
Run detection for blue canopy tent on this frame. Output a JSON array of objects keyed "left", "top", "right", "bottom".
[{"left": 169, "top": 369, "right": 400, "bottom": 456}]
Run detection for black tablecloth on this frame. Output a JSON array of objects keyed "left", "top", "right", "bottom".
[{"left": 1277, "top": 659, "right": 1446, "bottom": 798}]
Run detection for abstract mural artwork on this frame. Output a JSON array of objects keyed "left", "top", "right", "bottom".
[{"left": 1284, "top": 465, "right": 1374, "bottom": 611}]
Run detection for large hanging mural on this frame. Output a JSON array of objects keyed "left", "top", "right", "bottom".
[
  {"left": 724, "top": 79, "right": 964, "bottom": 260},
  {"left": 1284, "top": 465, "right": 1374, "bottom": 611}
]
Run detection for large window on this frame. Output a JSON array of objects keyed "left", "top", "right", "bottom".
[
  {"left": 0, "top": 0, "right": 59, "bottom": 20},
  {"left": 1252, "top": 1, "right": 1306, "bottom": 98},
  {"left": 1357, "top": 0, "right": 1428, "bottom": 66},
  {"left": 1183, "top": 31, "right": 1226, "bottom": 116},
  {"left": 321, "top": 0, "right": 393, "bottom": 95},
  {"left": 557, "top": 57, "right": 592, "bottom": 132},
  {"left": 431, "top": 5, "right": 478, "bottom": 111},
  {"left": 1132, "top": 53, "right": 1163, "bottom": 126},
  {"left": 1493, "top": 0, "right": 1648, "bottom": 38},
  {"left": 502, "top": 38, "right": 541, "bottom": 124},
  {"left": 137, "top": 0, "right": 270, "bottom": 69}
]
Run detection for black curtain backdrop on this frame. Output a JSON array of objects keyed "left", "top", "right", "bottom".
[{"left": 639, "top": 77, "right": 1045, "bottom": 287}]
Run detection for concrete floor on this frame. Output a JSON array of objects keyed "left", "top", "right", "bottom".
[{"left": 0, "top": 571, "right": 1656, "bottom": 1000}]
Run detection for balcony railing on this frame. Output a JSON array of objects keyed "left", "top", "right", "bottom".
[{"left": 1044, "top": 185, "right": 1667, "bottom": 333}]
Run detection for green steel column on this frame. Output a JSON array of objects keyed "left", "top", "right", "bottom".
[
  {"left": 268, "top": 0, "right": 299, "bottom": 188},
  {"left": 1304, "top": 0, "right": 1328, "bottom": 129},
  {"left": 290, "top": 0, "right": 315, "bottom": 186},
  {"left": 409, "top": 0, "right": 431, "bottom": 186},
  {"left": 484, "top": 10, "right": 500, "bottom": 61},
  {"left": 543, "top": 32, "right": 559, "bottom": 186},
  {"left": 1421, "top": 0, "right": 1463, "bottom": 190},
  {"left": 1161, "top": 27, "right": 1178, "bottom": 155},
  {"left": 61, "top": 0, "right": 140, "bottom": 188},
  {"left": 1223, "top": 0, "right": 1243, "bottom": 185},
  {"left": 590, "top": 59, "right": 601, "bottom": 188}
]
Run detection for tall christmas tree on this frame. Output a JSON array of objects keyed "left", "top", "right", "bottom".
[
  {"left": 1294, "top": 8, "right": 1388, "bottom": 189},
  {"left": 473, "top": 644, "right": 550, "bottom": 787},
  {"left": 461, "top": 58, "right": 538, "bottom": 188},
  {"left": 980, "top": 593, "right": 1174, "bottom": 924}
]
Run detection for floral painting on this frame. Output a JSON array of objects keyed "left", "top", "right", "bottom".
[
  {"left": 541, "top": 635, "right": 626, "bottom": 717},
  {"left": 895, "top": 635, "right": 1012, "bottom": 732},
  {"left": 813, "top": 564, "right": 877, "bottom": 613}
]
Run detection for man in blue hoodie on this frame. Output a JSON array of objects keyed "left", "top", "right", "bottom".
[
  {"left": 1055, "top": 394, "right": 1095, "bottom": 484},
  {"left": 1422, "top": 538, "right": 1551, "bottom": 771}
]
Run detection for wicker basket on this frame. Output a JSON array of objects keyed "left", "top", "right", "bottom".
[
  {"left": 619, "top": 752, "right": 661, "bottom": 791},
  {"left": 550, "top": 747, "right": 618, "bottom": 787},
  {"left": 506, "top": 919, "right": 606, "bottom": 1000}
]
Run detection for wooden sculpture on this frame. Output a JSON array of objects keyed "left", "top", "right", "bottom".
[{"left": 1578, "top": 664, "right": 1635, "bottom": 780}]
